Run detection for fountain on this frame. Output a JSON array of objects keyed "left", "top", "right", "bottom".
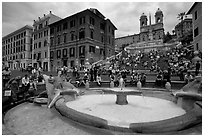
[
  {"left": 3, "top": 74, "right": 202, "bottom": 134},
  {"left": 51, "top": 75, "right": 201, "bottom": 133}
]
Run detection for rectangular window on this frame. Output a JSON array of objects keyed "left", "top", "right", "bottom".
[
  {"left": 50, "top": 38, "right": 54, "bottom": 46},
  {"left": 58, "top": 36, "right": 60, "bottom": 44},
  {"left": 100, "top": 22, "right": 105, "bottom": 30},
  {"left": 63, "top": 49, "right": 67, "bottom": 57},
  {"left": 57, "top": 25, "right": 61, "bottom": 32},
  {"left": 39, "top": 42, "right": 41, "bottom": 48},
  {"left": 70, "top": 20, "right": 75, "bottom": 28},
  {"left": 71, "top": 33, "right": 75, "bottom": 41},
  {"left": 63, "top": 22, "right": 68, "bottom": 30},
  {"left": 195, "top": 11, "right": 197, "bottom": 20},
  {"left": 70, "top": 60, "right": 74, "bottom": 67},
  {"left": 100, "top": 48, "right": 103, "bottom": 55},
  {"left": 194, "top": 27, "right": 199, "bottom": 37},
  {"left": 79, "top": 46, "right": 85, "bottom": 56},
  {"left": 90, "top": 17, "right": 95, "bottom": 25},
  {"left": 50, "top": 51, "right": 54, "bottom": 59},
  {"left": 57, "top": 50, "right": 61, "bottom": 59},
  {"left": 64, "top": 34, "right": 67, "bottom": 43},
  {"left": 89, "top": 46, "right": 95, "bottom": 53},
  {"left": 90, "top": 31, "right": 94, "bottom": 39},
  {"left": 44, "top": 51, "right": 47, "bottom": 58},
  {"left": 70, "top": 47, "right": 75, "bottom": 57},
  {"left": 43, "top": 40, "right": 46, "bottom": 47},
  {"left": 108, "top": 36, "right": 111, "bottom": 44},
  {"left": 50, "top": 28, "right": 54, "bottom": 34},
  {"left": 79, "top": 30, "right": 85, "bottom": 39},
  {"left": 80, "top": 17, "right": 85, "bottom": 25},
  {"left": 37, "top": 53, "right": 41, "bottom": 60},
  {"left": 39, "top": 24, "right": 43, "bottom": 29},
  {"left": 45, "top": 21, "right": 48, "bottom": 26},
  {"left": 44, "top": 31, "right": 47, "bottom": 37}
]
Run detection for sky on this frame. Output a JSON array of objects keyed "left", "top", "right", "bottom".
[{"left": 2, "top": 2, "right": 194, "bottom": 38}]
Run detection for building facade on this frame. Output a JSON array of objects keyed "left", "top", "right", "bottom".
[
  {"left": 187, "top": 2, "right": 202, "bottom": 52},
  {"left": 175, "top": 18, "right": 192, "bottom": 40},
  {"left": 49, "top": 8, "right": 117, "bottom": 71},
  {"left": 2, "top": 25, "right": 33, "bottom": 70},
  {"left": 115, "top": 8, "right": 165, "bottom": 53},
  {"left": 32, "top": 11, "right": 61, "bottom": 71}
]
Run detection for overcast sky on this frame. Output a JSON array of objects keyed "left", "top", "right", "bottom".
[{"left": 2, "top": 2, "right": 193, "bottom": 38}]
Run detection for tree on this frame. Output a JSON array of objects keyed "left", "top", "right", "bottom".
[
  {"left": 163, "top": 31, "right": 172, "bottom": 43},
  {"left": 177, "top": 12, "right": 186, "bottom": 21},
  {"left": 179, "top": 30, "right": 193, "bottom": 45}
]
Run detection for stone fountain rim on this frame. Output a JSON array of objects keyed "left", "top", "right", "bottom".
[{"left": 54, "top": 92, "right": 202, "bottom": 133}]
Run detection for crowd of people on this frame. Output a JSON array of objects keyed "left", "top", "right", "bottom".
[
  {"left": 3, "top": 43, "right": 202, "bottom": 97},
  {"left": 50, "top": 44, "right": 201, "bottom": 89}
]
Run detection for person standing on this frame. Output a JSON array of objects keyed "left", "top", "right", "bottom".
[
  {"left": 22, "top": 74, "right": 30, "bottom": 99},
  {"left": 195, "top": 61, "right": 201, "bottom": 76},
  {"left": 140, "top": 73, "right": 147, "bottom": 87},
  {"left": 90, "top": 67, "right": 94, "bottom": 82},
  {"left": 93, "top": 65, "right": 98, "bottom": 81}
]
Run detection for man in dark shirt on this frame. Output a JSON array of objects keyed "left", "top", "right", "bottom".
[
  {"left": 195, "top": 61, "right": 201, "bottom": 76},
  {"left": 93, "top": 66, "right": 98, "bottom": 81}
]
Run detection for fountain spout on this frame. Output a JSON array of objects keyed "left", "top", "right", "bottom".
[{"left": 119, "top": 77, "right": 124, "bottom": 90}]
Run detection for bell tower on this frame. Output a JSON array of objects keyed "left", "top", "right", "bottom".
[
  {"left": 155, "top": 8, "right": 163, "bottom": 23},
  {"left": 140, "top": 13, "right": 148, "bottom": 27}
]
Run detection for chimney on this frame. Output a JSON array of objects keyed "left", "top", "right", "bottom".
[
  {"left": 34, "top": 20, "right": 35, "bottom": 22},
  {"left": 44, "top": 14, "right": 46, "bottom": 17},
  {"left": 50, "top": 11, "right": 52, "bottom": 14},
  {"left": 38, "top": 17, "right": 40, "bottom": 20}
]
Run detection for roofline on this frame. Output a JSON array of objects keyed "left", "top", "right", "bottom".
[
  {"left": 3, "top": 25, "right": 33, "bottom": 40},
  {"left": 106, "top": 19, "right": 117, "bottom": 30},
  {"left": 33, "top": 13, "right": 62, "bottom": 26},
  {"left": 115, "top": 34, "right": 139, "bottom": 40},
  {"left": 49, "top": 8, "right": 107, "bottom": 26},
  {"left": 48, "top": 9, "right": 87, "bottom": 26},
  {"left": 186, "top": 2, "right": 200, "bottom": 14}
]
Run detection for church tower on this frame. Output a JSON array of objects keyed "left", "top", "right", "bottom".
[
  {"left": 155, "top": 8, "right": 163, "bottom": 23},
  {"left": 140, "top": 13, "right": 148, "bottom": 27}
]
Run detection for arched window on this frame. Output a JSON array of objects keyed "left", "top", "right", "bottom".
[
  {"left": 157, "top": 18, "right": 161, "bottom": 23},
  {"left": 142, "top": 21, "right": 145, "bottom": 26}
]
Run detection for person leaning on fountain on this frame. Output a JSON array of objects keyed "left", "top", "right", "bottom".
[
  {"left": 184, "top": 71, "right": 193, "bottom": 84},
  {"left": 45, "top": 71, "right": 84, "bottom": 108},
  {"left": 96, "top": 74, "right": 102, "bottom": 87}
]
